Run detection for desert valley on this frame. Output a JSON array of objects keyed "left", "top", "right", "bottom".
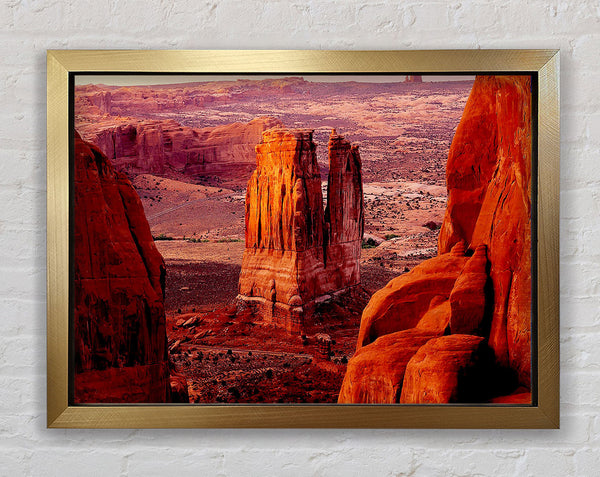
[{"left": 73, "top": 74, "right": 532, "bottom": 405}]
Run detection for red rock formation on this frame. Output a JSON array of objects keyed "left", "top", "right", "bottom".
[
  {"left": 400, "top": 335, "right": 491, "bottom": 403},
  {"left": 448, "top": 244, "right": 490, "bottom": 335},
  {"left": 356, "top": 241, "right": 468, "bottom": 348},
  {"left": 405, "top": 75, "right": 423, "bottom": 83},
  {"left": 238, "top": 128, "right": 364, "bottom": 333},
  {"left": 325, "top": 130, "right": 364, "bottom": 290},
  {"left": 78, "top": 116, "right": 282, "bottom": 186},
  {"left": 74, "top": 79, "right": 309, "bottom": 118},
  {"left": 339, "top": 75, "right": 532, "bottom": 403},
  {"left": 338, "top": 329, "right": 437, "bottom": 403},
  {"left": 239, "top": 127, "right": 324, "bottom": 333},
  {"left": 415, "top": 296, "right": 451, "bottom": 334},
  {"left": 73, "top": 131, "right": 184, "bottom": 403},
  {"left": 439, "top": 75, "right": 532, "bottom": 386}
]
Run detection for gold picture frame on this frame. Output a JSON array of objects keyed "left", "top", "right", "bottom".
[{"left": 47, "top": 49, "right": 559, "bottom": 428}]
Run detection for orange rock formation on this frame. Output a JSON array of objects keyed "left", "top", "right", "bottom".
[
  {"left": 339, "top": 75, "right": 532, "bottom": 404},
  {"left": 439, "top": 75, "right": 532, "bottom": 387},
  {"left": 73, "top": 131, "right": 186, "bottom": 403},
  {"left": 238, "top": 128, "right": 364, "bottom": 333},
  {"left": 400, "top": 334, "right": 493, "bottom": 403}
]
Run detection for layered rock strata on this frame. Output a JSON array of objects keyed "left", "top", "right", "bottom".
[
  {"left": 74, "top": 131, "right": 184, "bottom": 403},
  {"left": 78, "top": 116, "right": 282, "bottom": 185},
  {"left": 339, "top": 75, "right": 532, "bottom": 403},
  {"left": 238, "top": 128, "right": 364, "bottom": 333}
]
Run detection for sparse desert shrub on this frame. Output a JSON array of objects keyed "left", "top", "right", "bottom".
[
  {"left": 361, "top": 237, "right": 378, "bottom": 249},
  {"left": 423, "top": 221, "right": 441, "bottom": 231},
  {"left": 153, "top": 233, "right": 173, "bottom": 241},
  {"left": 384, "top": 233, "right": 400, "bottom": 240}
]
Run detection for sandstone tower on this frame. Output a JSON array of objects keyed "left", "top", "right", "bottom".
[{"left": 238, "top": 127, "right": 364, "bottom": 333}]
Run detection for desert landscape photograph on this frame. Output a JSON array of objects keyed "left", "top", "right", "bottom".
[{"left": 72, "top": 73, "right": 532, "bottom": 405}]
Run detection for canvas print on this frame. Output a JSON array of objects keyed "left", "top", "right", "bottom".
[{"left": 72, "top": 74, "right": 532, "bottom": 405}]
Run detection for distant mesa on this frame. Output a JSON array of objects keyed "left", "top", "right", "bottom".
[
  {"left": 338, "top": 75, "right": 532, "bottom": 404},
  {"left": 73, "top": 131, "right": 187, "bottom": 403},
  {"left": 77, "top": 116, "right": 282, "bottom": 187},
  {"left": 74, "top": 77, "right": 310, "bottom": 117},
  {"left": 238, "top": 127, "right": 364, "bottom": 333},
  {"left": 404, "top": 75, "right": 423, "bottom": 83}
]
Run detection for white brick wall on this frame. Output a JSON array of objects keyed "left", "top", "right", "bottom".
[{"left": 0, "top": 0, "right": 598, "bottom": 475}]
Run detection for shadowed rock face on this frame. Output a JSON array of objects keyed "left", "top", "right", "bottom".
[
  {"left": 78, "top": 116, "right": 282, "bottom": 185},
  {"left": 238, "top": 127, "right": 364, "bottom": 333},
  {"left": 399, "top": 334, "right": 494, "bottom": 404},
  {"left": 73, "top": 131, "right": 185, "bottom": 403},
  {"left": 339, "top": 75, "right": 532, "bottom": 404}
]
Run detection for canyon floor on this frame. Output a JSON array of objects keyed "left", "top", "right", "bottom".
[
  {"left": 149, "top": 174, "right": 449, "bottom": 403},
  {"left": 77, "top": 77, "right": 473, "bottom": 403}
]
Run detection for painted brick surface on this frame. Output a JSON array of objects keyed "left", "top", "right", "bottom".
[{"left": 0, "top": 0, "right": 598, "bottom": 475}]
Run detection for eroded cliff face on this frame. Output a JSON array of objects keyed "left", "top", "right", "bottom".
[
  {"left": 74, "top": 131, "right": 186, "bottom": 403},
  {"left": 325, "top": 132, "right": 364, "bottom": 290},
  {"left": 339, "top": 75, "right": 532, "bottom": 404},
  {"left": 439, "top": 75, "right": 532, "bottom": 387},
  {"left": 238, "top": 128, "right": 364, "bottom": 333},
  {"left": 77, "top": 116, "right": 282, "bottom": 186}
]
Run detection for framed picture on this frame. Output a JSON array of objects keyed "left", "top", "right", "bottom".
[{"left": 47, "top": 50, "right": 559, "bottom": 428}]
